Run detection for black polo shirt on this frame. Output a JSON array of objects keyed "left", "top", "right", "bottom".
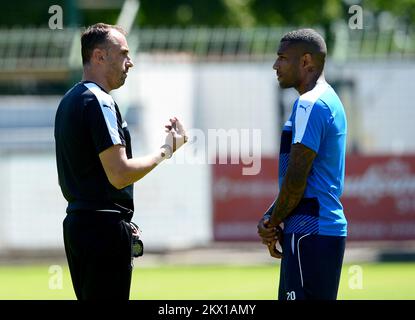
[{"left": 54, "top": 81, "right": 134, "bottom": 215}]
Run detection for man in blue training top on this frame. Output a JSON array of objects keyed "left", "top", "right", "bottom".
[{"left": 257, "top": 28, "right": 347, "bottom": 300}]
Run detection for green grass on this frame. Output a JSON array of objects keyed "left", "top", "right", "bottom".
[
  {"left": 0, "top": 262, "right": 414, "bottom": 300},
  {"left": 338, "top": 262, "right": 415, "bottom": 300}
]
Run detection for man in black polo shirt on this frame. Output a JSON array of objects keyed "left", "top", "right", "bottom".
[{"left": 54, "top": 23, "right": 187, "bottom": 300}]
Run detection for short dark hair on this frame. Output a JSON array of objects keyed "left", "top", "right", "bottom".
[
  {"left": 81, "top": 23, "right": 126, "bottom": 65},
  {"left": 281, "top": 28, "right": 327, "bottom": 70}
]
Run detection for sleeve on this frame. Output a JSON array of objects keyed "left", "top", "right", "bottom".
[
  {"left": 292, "top": 100, "right": 332, "bottom": 153},
  {"left": 263, "top": 200, "right": 276, "bottom": 219},
  {"left": 84, "top": 97, "right": 126, "bottom": 154}
]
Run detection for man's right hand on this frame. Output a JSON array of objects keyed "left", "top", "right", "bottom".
[
  {"left": 163, "top": 117, "right": 188, "bottom": 154},
  {"left": 266, "top": 237, "right": 283, "bottom": 259}
]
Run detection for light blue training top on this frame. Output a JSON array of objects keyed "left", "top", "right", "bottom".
[{"left": 278, "top": 79, "right": 348, "bottom": 236}]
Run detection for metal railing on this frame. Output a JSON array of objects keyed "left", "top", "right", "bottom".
[
  {"left": 0, "top": 24, "right": 413, "bottom": 75},
  {"left": 128, "top": 27, "right": 291, "bottom": 60},
  {"left": 331, "top": 22, "right": 415, "bottom": 61},
  {"left": 0, "top": 28, "right": 75, "bottom": 71}
]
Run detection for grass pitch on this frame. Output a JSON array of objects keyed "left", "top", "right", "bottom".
[{"left": 0, "top": 262, "right": 413, "bottom": 300}]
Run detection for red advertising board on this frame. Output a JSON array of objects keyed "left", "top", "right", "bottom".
[
  {"left": 212, "top": 158, "right": 278, "bottom": 241},
  {"left": 212, "top": 155, "right": 415, "bottom": 241},
  {"left": 344, "top": 155, "right": 415, "bottom": 241}
]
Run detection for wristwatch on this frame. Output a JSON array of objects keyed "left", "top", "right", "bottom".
[{"left": 160, "top": 144, "right": 173, "bottom": 159}]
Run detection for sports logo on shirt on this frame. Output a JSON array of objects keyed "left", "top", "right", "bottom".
[
  {"left": 102, "top": 104, "right": 116, "bottom": 115},
  {"left": 298, "top": 104, "right": 310, "bottom": 113}
]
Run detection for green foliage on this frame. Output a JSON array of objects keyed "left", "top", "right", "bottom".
[
  {"left": 1, "top": 0, "right": 413, "bottom": 29},
  {"left": 138, "top": 0, "right": 229, "bottom": 27},
  {"left": 365, "top": 0, "right": 415, "bottom": 24},
  {"left": 0, "top": 1, "right": 64, "bottom": 28}
]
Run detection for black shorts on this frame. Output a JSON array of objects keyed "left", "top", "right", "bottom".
[
  {"left": 63, "top": 211, "right": 133, "bottom": 300},
  {"left": 278, "top": 233, "right": 346, "bottom": 300}
]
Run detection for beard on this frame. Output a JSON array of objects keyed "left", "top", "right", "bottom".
[
  {"left": 278, "top": 73, "right": 300, "bottom": 89},
  {"left": 111, "top": 73, "right": 127, "bottom": 90},
  {"left": 278, "top": 81, "right": 291, "bottom": 89},
  {"left": 278, "top": 78, "right": 294, "bottom": 89}
]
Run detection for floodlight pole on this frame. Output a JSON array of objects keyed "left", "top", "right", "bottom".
[{"left": 117, "top": 0, "right": 140, "bottom": 33}]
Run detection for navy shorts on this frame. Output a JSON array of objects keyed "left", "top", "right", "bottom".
[{"left": 278, "top": 233, "right": 346, "bottom": 300}]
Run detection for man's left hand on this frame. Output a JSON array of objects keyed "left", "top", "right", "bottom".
[{"left": 257, "top": 216, "right": 284, "bottom": 259}]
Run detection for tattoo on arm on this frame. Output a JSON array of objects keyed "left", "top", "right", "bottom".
[{"left": 270, "top": 143, "right": 317, "bottom": 226}]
